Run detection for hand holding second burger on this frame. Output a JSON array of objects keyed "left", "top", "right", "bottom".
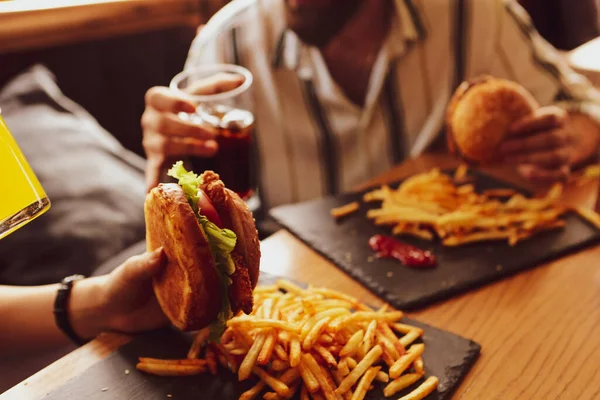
[
  {"left": 447, "top": 76, "right": 600, "bottom": 182},
  {"left": 499, "top": 107, "right": 600, "bottom": 181}
]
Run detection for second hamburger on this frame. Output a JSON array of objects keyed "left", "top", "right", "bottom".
[{"left": 446, "top": 75, "right": 540, "bottom": 163}]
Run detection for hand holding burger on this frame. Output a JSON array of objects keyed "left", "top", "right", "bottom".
[
  {"left": 499, "top": 106, "right": 600, "bottom": 181},
  {"left": 145, "top": 162, "right": 260, "bottom": 339},
  {"left": 446, "top": 76, "right": 600, "bottom": 181}
]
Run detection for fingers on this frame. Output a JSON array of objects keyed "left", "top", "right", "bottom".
[
  {"left": 121, "top": 248, "right": 166, "bottom": 281},
  {"left": 143, "top": 131, "right": 218, "bottom": 158},
  {"left": 185, "top": 72, "right": 245, "bottom": 96},
  {"left": 499, "top": 129, "right": 568, "bottom": 155},
  {"left": 142, "top": 108, "right": 217, "bottom": 140},
  {"left": 504, "top": 148, "right": 570, "bottom": 168},
  {"left": 508, "top": 106, "right": 567, "bottom": 137},
  {"left": 517, "top": 164, "right": 570, "bottom": 182},
  {"left": 145, "top": 87, "right": 197, "bottom": 114}
]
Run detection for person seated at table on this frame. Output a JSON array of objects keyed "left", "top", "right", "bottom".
[
  {"left": 143, "top": 0, "right": 600, "bottom": 212},
  {"left": 0, "top": 249, "right": 167, "bottom": 357}
]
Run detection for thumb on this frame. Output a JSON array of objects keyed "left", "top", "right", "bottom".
[{"left": 123, "top": 248, "right": 166, "bottom": 281}]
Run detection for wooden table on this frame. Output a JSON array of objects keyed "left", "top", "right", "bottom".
[{"left": 3, "top": 154, "right": 600, "bottom": 399}]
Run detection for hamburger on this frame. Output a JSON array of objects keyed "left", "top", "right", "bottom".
[
  {"left": 144, "top": 161, "right": 260, "bottom": 338},
  {"left": 446, "top": 75, "right": 539, "bottom": 163}
]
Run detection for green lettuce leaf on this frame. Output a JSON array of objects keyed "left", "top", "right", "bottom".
[
  {"left": 167, "top": 161, "right": 237, "bottom": 341},
  {"left": 196, "top": 215, "right": 237, "bottom": 341},
  {"left": 167, "top": 161, "right": 203, "bottom": 210}
]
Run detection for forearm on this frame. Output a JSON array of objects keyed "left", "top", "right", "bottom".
[
  {"left": 0, "top": 284, "right": 68, "bottom": 357},
  {"left": 0, "top": 277, "right": 108, "bottom": 357}
]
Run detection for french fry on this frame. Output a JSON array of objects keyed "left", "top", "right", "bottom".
[
  {"left": 333, "top": 311, "right": 404, "bottom": 329},
  {"left": 258, "top": 331, "right": 277, "bottom": 366},
  {"left": 391, "top": 323, "right": 423, "bottom": 336},
  {"left": 221, "top": 328, "right": 234, "bottom": 344},
  {"left": 376, "top": 331, "right": 401, "bottom": 360},
  {"left": 299, "top": 359, "right": 321, "bottom": 393},
  {"left": 358, "top": 320, "right": 377, "bottom": 359},
  {"left": 252, "top": 367, "right": 291, "bottom": 398},
  {"left": 239, "top": 381, "right": 266, "bottom": 400},
  {"left": 330, "top": 202, "right": 360, "bottom": 219},
  {"left": 136, "top": 362, "right": 206, "bottom": 376},
  {"left": 187, "top": 327, "right": 209, "bottom": 359},
  {"left": 574, "top": 206, "right": 600, "bottom": 228},
  {"left": 383, "top": 372, "right": 424, "bottom": 397},
  {"left": 239, "top": 334, "right": 267, "bottom": 380},
  {"left": 453, "top": 164, "right": 468, "bottom": 181},
  {"left": 343, "top": 357, "right": 358, "bottom": 370},
  {"left": 274, "top": 343, "right": 289, "bottom": 361},
  {"left": 350, "top": 366, "right": 380, "bottom": 400},
  {"left": 319, "top": 334, "right": 334, "bottom": 345},
  {"left": 399, "top": 376, "right": 439, "bottom": 400},
  {"left": 272, "top": 359, "right": 290, "bottom": 372},
  {"left": 392, "top": 224, "right": 434, "bottom": 240},
  {"left": 205, "top": 347, "right": 218, "bottom": 375},
  {"left": 414, "top": 357, "right": 424, "bottom": 374},
  {"left": 379, "top": 322, "right": 406, "bottom": 355},
  {"left": 307, "top": 288, "right": 359, "bottom": 306},
  {"left": 339, "top": 330, "right": 364, "bottom": 357},
  {"left": 279, "top": 367, "right": 301, "bottom": 385},
  {"left": 277, "top": 279, "right": 306, "bottom": 295},
  {"left": 304, "top": 318, "right": 332, "bottom": 350},
  {"left": 314, "top": 345, "right": 338, "bottom": 370},
  {"left": 301, "top": 386, "right": 310, "bottom": 400},
  {"left": 399, "top": 330, "right": 422, "bottom": 348},
  {"left": 138, "top": 357, "right": 207, "bottom": 366},
  {"left": 375, "top": 370, "right": 389, "bottom": 383},
  {"left": 301, "top": 354, "right": 340, "bottom": 400},
  {"left": 254, "top": 284, "right": 278, "bottom": 293},
  {"left": 337, "top": 359, "right": 350, "bottom": 376},
  {"left": 335, "top": 345, "right": 383, "bottom": 395},
  {"left": 389, "top": 344, "right": 425, "bottom": 379},
  {"left": 229, "top": 318, "right": 301, "bottom": 333},
  {"left": 290, "top": 336, "right": 302, "bottom": 367}
]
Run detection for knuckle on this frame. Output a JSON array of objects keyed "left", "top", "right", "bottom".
[
  {"left": 155, "top": 115, "right": 171, "bottom": 134},
  {"left": 174, "top": 99, "right": 191, "bottom": 112},
  {"left": 141, "top": 110, "right": 153, "bottom": 129},
  {"left": 145, "top": 86, "right": 161, "bottom": 105}
]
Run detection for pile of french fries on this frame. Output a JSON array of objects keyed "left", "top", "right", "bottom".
[
  {"left": 137, "top": 280, "right": 439, "bottom": 400},
  {"left": 363, "top": 166, "right": 575, "bottom": 246}
]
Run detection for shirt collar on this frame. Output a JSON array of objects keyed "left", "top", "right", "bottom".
[{"left": 271, "top": 0, "right": 426, "bottom": 70}]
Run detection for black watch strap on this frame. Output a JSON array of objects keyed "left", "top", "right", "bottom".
[{"left": 53, "top": 274, "right": 88, "bottom": 346}]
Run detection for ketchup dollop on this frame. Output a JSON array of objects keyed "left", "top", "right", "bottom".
[{"left": 369, "top": 234, "right": 436, "bottom": 268}]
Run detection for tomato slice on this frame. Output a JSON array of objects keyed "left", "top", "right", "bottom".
[{"left": 197, "top": 188, "right": 223, "bottom": 228}]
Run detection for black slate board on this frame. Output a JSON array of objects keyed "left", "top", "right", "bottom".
[
  {"left": 270, "top": 170, "right": 600, "bottom": 311},
  {"left": 44, "top": 273, "right": 480, "bottom": 400}
]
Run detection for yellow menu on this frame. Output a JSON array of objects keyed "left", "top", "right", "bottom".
[{"left": 0, "top": 115, "right": 50, "bottom": 239}]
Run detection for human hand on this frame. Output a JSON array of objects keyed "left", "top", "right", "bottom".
[
  {"left": 142, "top": 73, "right": 245, "bottom": 191},
  {"left": 70, "top": 248, "right": 169, "bottom": 339},
  {"left": 499, "top": 106, "right": 574, "bottom": 181}
]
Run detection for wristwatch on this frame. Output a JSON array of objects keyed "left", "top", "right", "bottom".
[{"left": 53, "top": 274, "right": 88, "bottom": 346}]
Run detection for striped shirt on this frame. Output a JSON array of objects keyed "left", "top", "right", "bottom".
[{"left": 185, "top": 0, "right": 600, "bottom": 209}]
